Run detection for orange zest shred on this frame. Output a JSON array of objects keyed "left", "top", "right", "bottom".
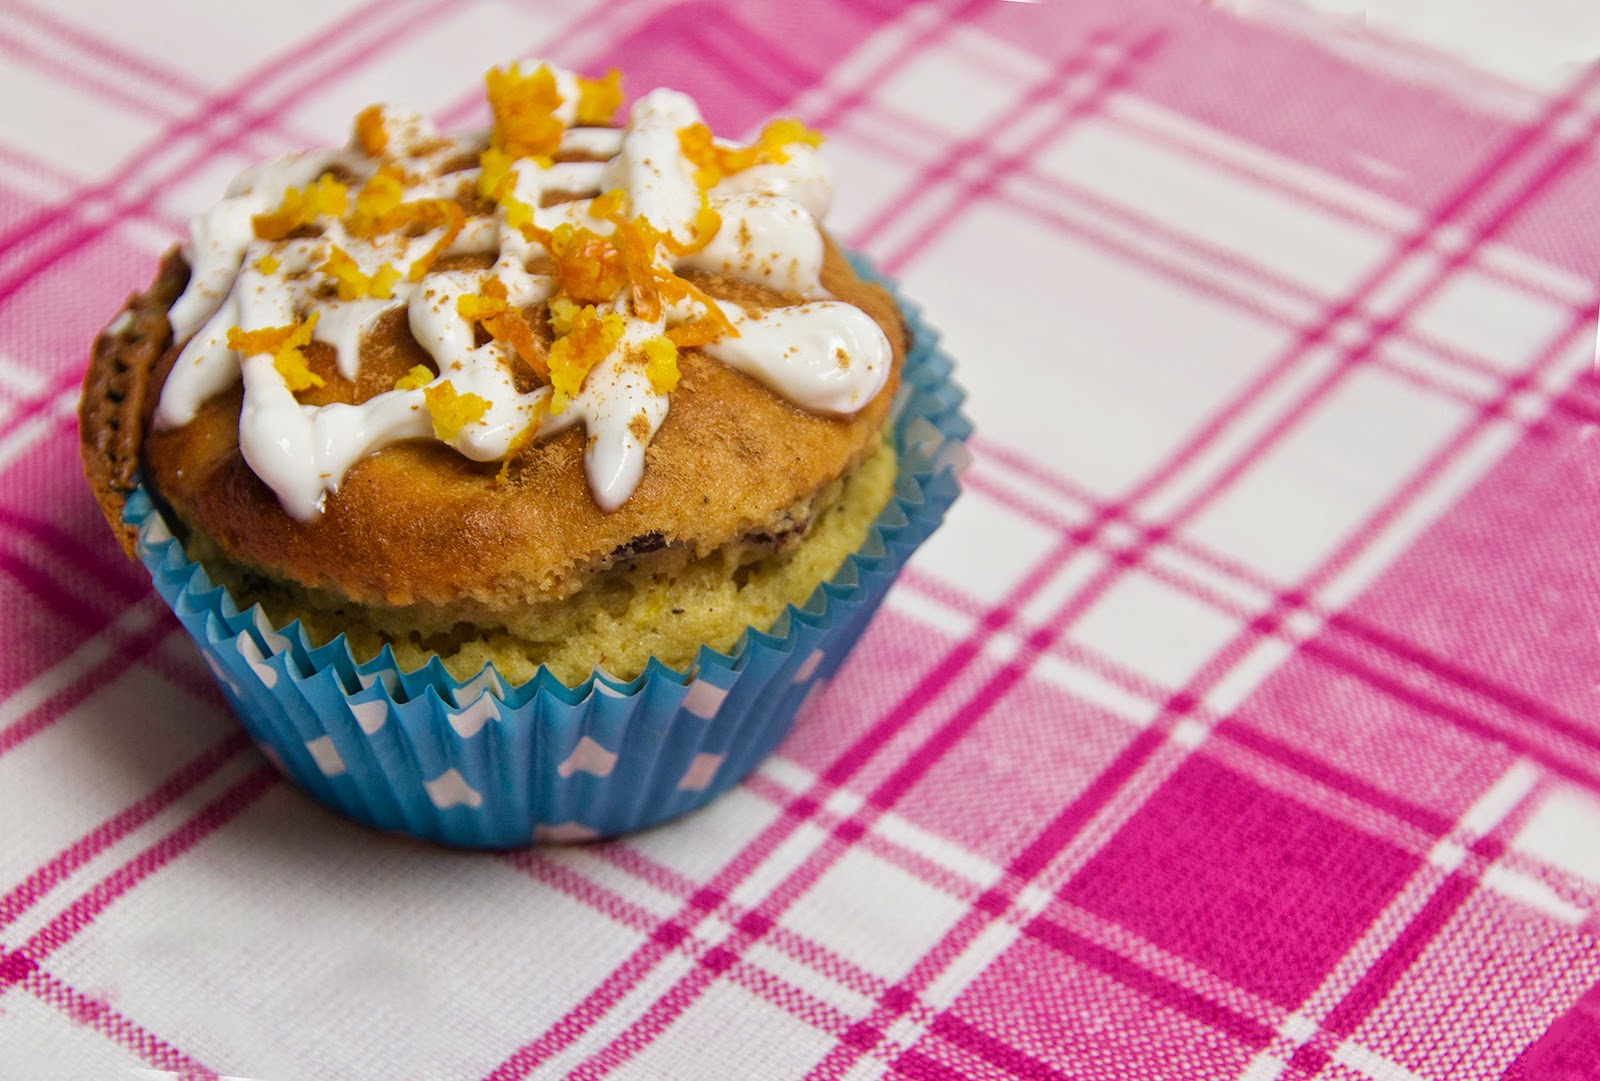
[
  {"left": 394, "top": 365, "right": 434, "bottom": 392},
  {"left": 546, "top": 304, "right": 624, "bottom": 414},
  {"left": 226, "top": 312, "right": 324, "bottom": 392},
  {"left": 665, "top": 317, "right": 725, "bottom": 348},
  {"left": 456, "top": 290, "right": 508, "bottom": 323},
  {"left": 320, "top": 245, "right": 400, "bottom": 300},
  {"left": 756, "top": 117, "right": 825, "bottom": 163},
  {"left": 369, "top": 263, "right": 401, "bottom": 299},
  {"left": 547, "top": 296, "right": 578, "bottom": 336},
  {"left": 501, "top": 191, "right": 538, "bottom": 236},
  {"left": 354, "top": 104, "right": 389, "bottom": 157},
  {"left": 546, "top": 223, "right": 628, "bottom": 303},
  {"left": 487, "top": 306, "right": 550, "bottom": 382},
  {"left": 362, "top": 198, "right": 465, "bottom": 281},
  {"left": 494, "top": 417, "right": 544, "bottom": 483},
  {"left": 662, "top": 189, "right": 722, "bottom": 257},
  {"left": 347, "top": 165, "right": 406, "bottom": 237},
  {"left": 253, "top": 173, "right": 348, "bottom": 240},
  {"left": 485, "top": 62, "right": 566, "bottom": 160},
  {"left": 675, "top": 118, "right": 823, "bottom": 189},
  {"left": 476, "top": 147, "right": 517, "bottom": 201},
  {"left": 423, "top": 380, "right": 489, "bottom": 440},
  {"left": 458, "top": 278, "right": 549, "bottom": 383},
  {"left": 587, "top": 188, "right": 627, "bottom": 219},
  {"left": 642, "top": 336, "right": 679, "bottom": 394},
  {"left": 607, "top": 213, "right": 670, "bottom": 321},
  {"left": 575, "top": 69, "right": 623, "bottom": 126},
  {"left": 676, "top": 122, "right": 757, "bottom": 189}
]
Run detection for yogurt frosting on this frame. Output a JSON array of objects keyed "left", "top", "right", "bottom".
[{"left": 154, "top": 62, "right": 892, "bottom": 520}]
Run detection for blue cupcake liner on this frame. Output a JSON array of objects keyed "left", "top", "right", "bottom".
[{"left": 124, "top": 256, "right": 970, "bottom": 847}]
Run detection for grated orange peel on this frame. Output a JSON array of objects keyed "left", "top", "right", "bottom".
[
  {"left": 321, "top": 245, "right": 400, "bottom": 301},
  {"left": 253, "top": 173, "right": 349, "bottom": 241},
  {"left": 394, "top": 364, "right": 434, "bottom": 392},
  {"left": 227, "top": 312, "right": 325, "bottom": 392},
  {"left": 575, "top": 69, "right": 623, "bottom": 126},
  {"left": 423, "top": 380, "right": 490, "bottom": 440},
  {"left": 675, "top": 118, "right": 822, "bottom": 190},
  {"left": 354, "top": 104, "right": 389, "bottom": 157},
  {"left": 546, "top": 303, "right": 624, "bottom": 413},
  {"left": 641, "top": 336, "right": 679, "bottom": 394}
]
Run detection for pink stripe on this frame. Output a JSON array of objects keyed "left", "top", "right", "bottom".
[
  {"left": 1217, "top": 723, "right": 1455, "bottom": 836},
  {"left": 849, "top": 27, "right": 1125, "bottom": 254},
  {"left": 20, "top": 963, "right": 216, "bottom": 1075},
  {"left": 0, "top": 509, "right": 147, "bottom": 603},
  {"left": 0, "top": 604, "right": 179, "bottom": 761},
  {"left": 1020, "top": 916, "right": 1275, "bottom": 1047},
  {"left": 0, "top": 0, "right": 454, "bottom": 308},
  {"left": 803, "top": 62, "right": 1600, "bottom": 1081},
  {"left": 2, "top": 0, "right": 212, "bottom": 95},
  {"left": 980, "top": 158, "right": 1590, "bottom": 429},
  {"left": 1298, "top": 635, "right": 1600, "bottom": 789},
  {"left": 434, "top": 0, "right": 680, "bottom": 129},
  {"left": 0, "top": 370, "right": 79, "bottom": 454},
  {"left": 480, "top": 938, "right": 684, "bottom": 1081},
  {"left": 0, "top": 26, "right": 191, "bottom": 126},
  {"left": 964, "top": 429, "right": 1600, "bottom": 785},
  {"left": 0, "top": 730, "right": 250, "bottom": 928},
  {"left": 881, "top": 34, "right": 1160, "bottom": 274},
  {"left": 504, "top": 850, "right": 862, "bottom": 1048},
  {"left": 0, "top": 764, "right": 276, "bottom": 992},
  {"left": 965, "top": 434, "right": 1599, "bottom": 756},
  {"left": 3, "top": 0, "right": 310, "bottom": 149},
  {"left": 1292, "top": 872, "right": 1478, "bottom": 1074},
  {"left": 926, "top": 1014, "right": 1075, "bottom": 1081},
  {"left": 0, "top": 547, "right": 118, "bottom": 632},
  {"left": 802, "top": 0, "right": 990, "bottom": 135}
]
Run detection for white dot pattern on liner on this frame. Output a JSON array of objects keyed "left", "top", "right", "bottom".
[
  {"left": 139, "top": 512, "right": 172, "bottom": 547},
  {"left": 450, "top": 668, "right": 504, "bottom": 708},
  {"left": 557, "top": 736, "right": 619, "bottom": 779},
  {"left": 251, "top": 609, "right": 291, "bottom": 655},
  {"left": 447, "top": 694, "right": 500, "bottom": 738},
  {"left": 424, "top": 769, "right": 483, "bottom": 810},
  {"left": 348, "top": 698, "right": 388, "bottom": 735},
  {"left": 202, "top": 652, "right": 243, "bottom": 697},
  {"left": 682, "top": 680, "right": 728, "bottom": 719},
  {"left": 677, "top": 752, "right": 725, "bottom": 792},
  {"left": 357, "top": 668, "right": 399, "bottom": 695},
  {"left": 305, "top": 736, "right": 346, "bottom": 777},
  {"left": 154, "top": 64, "right": 891, "bottom": 519},
  {"left": 792, "top": 648, "right": 824, "bottom": 683},
  {"left": 236, "top": 635, "right": 277, "bottom": 688}
]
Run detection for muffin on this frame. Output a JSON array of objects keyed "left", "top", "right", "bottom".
[{"left": 81, "top": 61, "right": 967, "bottom": 845}]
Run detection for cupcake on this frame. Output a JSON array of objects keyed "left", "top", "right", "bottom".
[{"left": 80, "top": 61, "right": 967, "bottom": 846}]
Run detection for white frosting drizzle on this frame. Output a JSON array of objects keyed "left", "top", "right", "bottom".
[{"left": 154, "top": 65, "right": 891, "bottom": 519}]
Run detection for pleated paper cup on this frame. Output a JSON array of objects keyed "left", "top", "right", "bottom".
[{"left": 124, "top": 258, "right": 970, "bottom": 848}]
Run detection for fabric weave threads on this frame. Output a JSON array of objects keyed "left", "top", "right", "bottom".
[{"left": 3, "top": 0, "right": 1599, "bottom": 1077}]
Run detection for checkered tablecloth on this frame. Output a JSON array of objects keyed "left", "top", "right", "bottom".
[{"left": 3, "top": 0, "right": 1600, "bottom": 1077}]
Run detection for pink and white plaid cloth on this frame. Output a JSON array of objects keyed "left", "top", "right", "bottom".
[{"left": 3, "top": 1, "right": 1599, "bottom": 1077}]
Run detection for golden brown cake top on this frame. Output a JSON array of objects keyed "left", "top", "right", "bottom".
[{"left": 81, "top": 61, "right": 904, "bottom": 606}]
